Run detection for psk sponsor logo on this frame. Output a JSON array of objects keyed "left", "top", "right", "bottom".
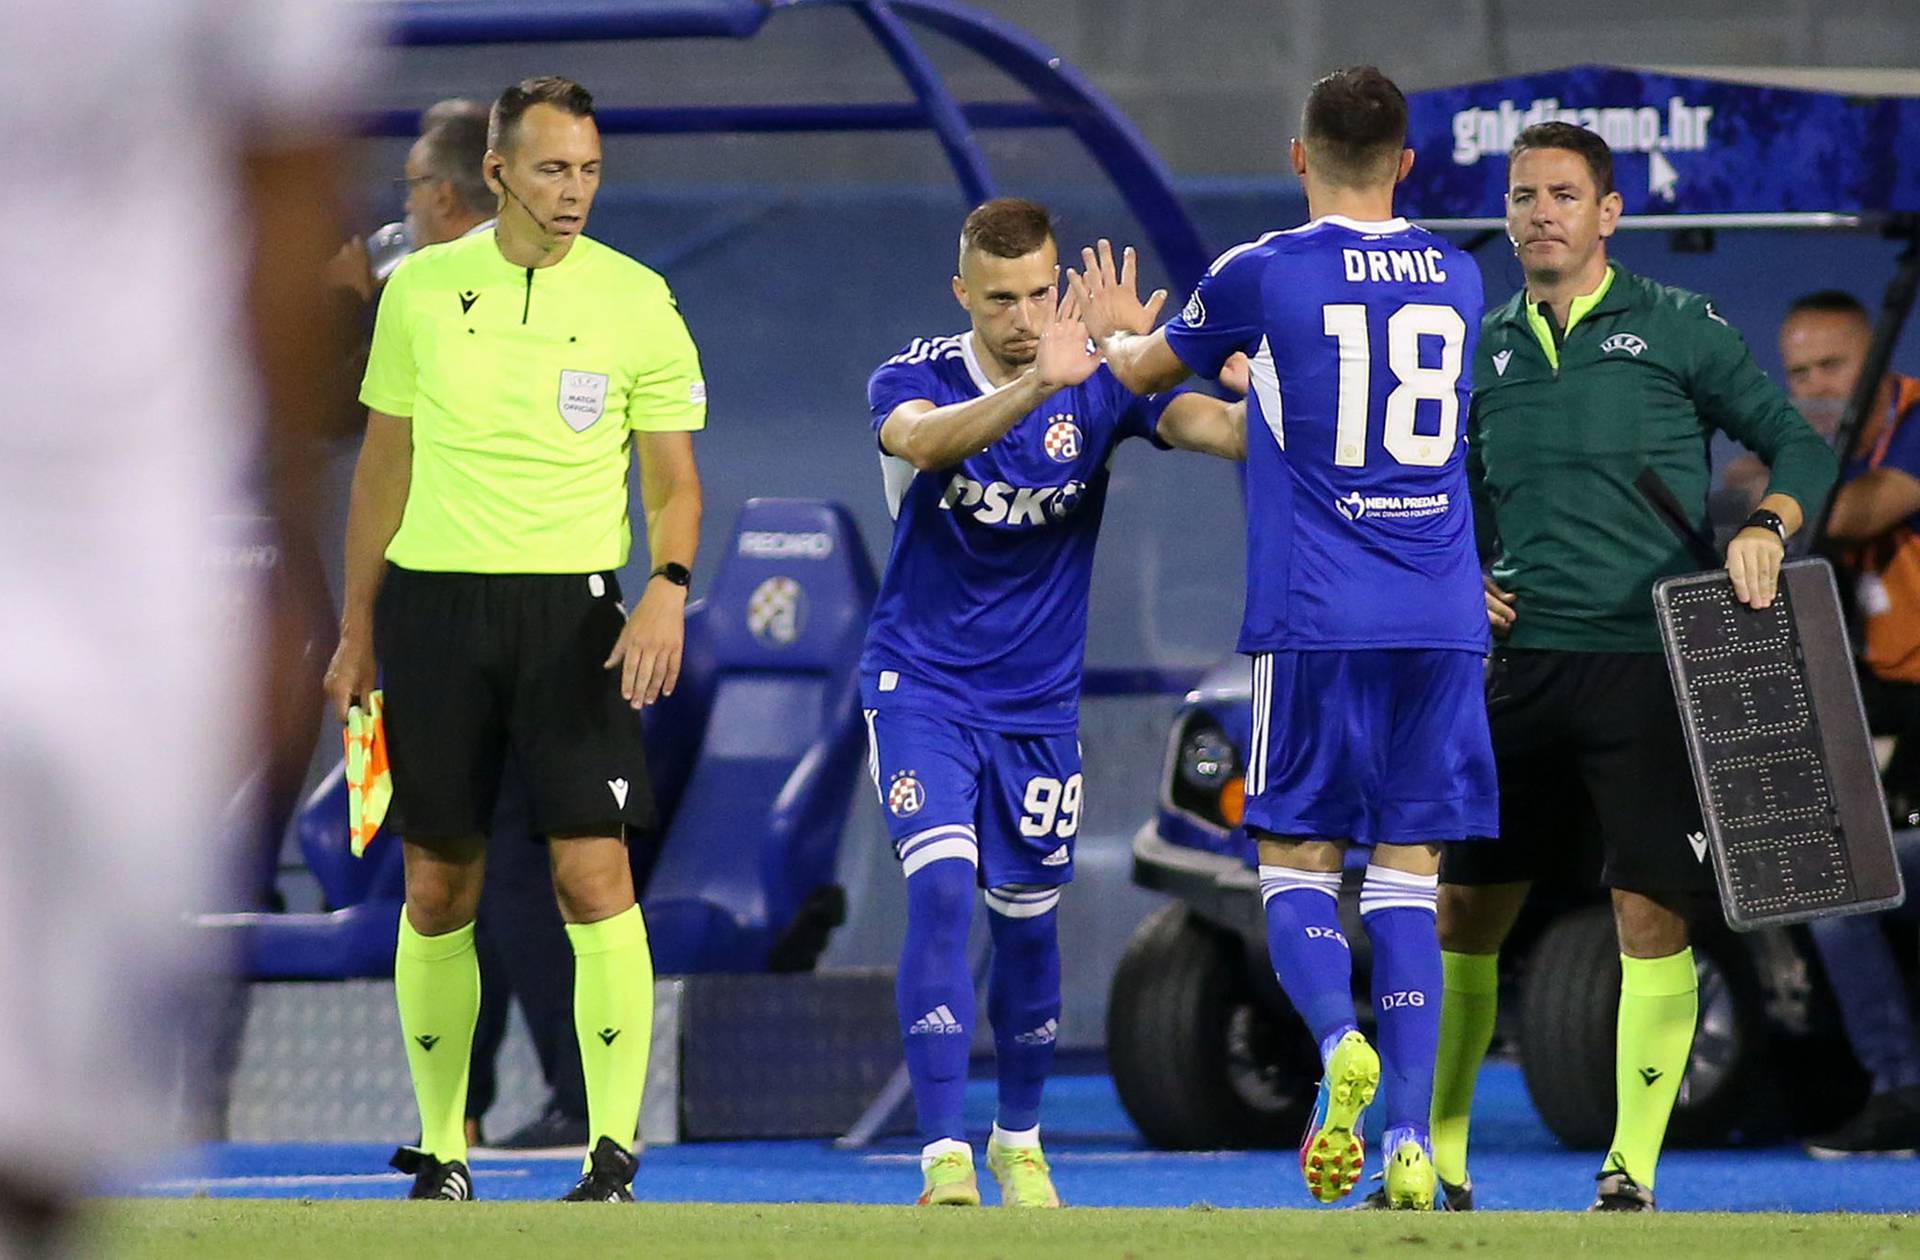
[
  {"left": 1181, "top": 288, "right": 1206, "bottom": 327},
  {"left": 887, "top": 770, "right": 925, "bottom": 818},
  {"left": 1042, "top": 415, "right": 1083, "bottom": 463},
  {"left": 747, "top": 576, "right": 806, "bottom": 646},
  {"left": 941, "top": 474, "right": 1085, "bottom": 526},
  {"left": 1601, "top": 332, "right": 1648, "bottom": 357},
  {"left": 1014, "top": 1018, "right": 1059, "bottom": 1046},
  {"left": 1336, "top": 491, "right": 1452, "bottom": 522}
]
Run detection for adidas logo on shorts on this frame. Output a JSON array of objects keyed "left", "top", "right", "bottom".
[
  {"left": 909, "top": 1005, "right": 965, "bottom": 1035},
  {"left": 1041, "top": 845, "right": 1070, "bottom": 867}
]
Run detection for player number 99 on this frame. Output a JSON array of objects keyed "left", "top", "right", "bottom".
[{"left": 1019, "top": 774, "right": 1085, "bottom": 839}]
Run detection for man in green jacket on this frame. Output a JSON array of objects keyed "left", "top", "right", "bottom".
[{"left": 1430, "top": 122, "right": 1837, "bottom": 1212}]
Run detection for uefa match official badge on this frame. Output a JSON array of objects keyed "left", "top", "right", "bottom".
[
  {"left": 888, "top": 770, "right": 925, "bottom": 817},
  {"left": 1042, "top": 415, "right": 1082, "bottom": 462},
  {"left": 557, "top": 369, "right": 609, "bottom": 431}
]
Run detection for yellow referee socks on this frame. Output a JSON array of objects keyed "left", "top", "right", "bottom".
[
  {"left": 395, "top": 912, "right": 481, "bottom": 1163},
  {"left": 1608, "top": 949, "right": 1699, "bottom": 1189},
  {"left": 567, "top": 904, "right": 655, "bottom": 1168},
  {"left": 1430, "top": 950, "right": 1499, "bottom": 1187}
]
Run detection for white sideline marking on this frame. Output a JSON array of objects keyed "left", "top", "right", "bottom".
[
  {"left": 140, "top": 1169, "right": 530, "bottom": 1191},
  {"left": 469, "top": 1147, "right": 593, "bottom": 1162}
]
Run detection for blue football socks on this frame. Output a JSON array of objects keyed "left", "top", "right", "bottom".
[
  {"left": 1361, "top": 863, "right": 1442, "bottom": 1139},
  {"left": 897, "top": 855, "right": 978, "bottom": 1144},
  {"left": 985, "top": 884, "right": 1064, "bottom": 1134},
  {"left": 1258, "top": 865, "right": 1358, "bottom": 1051}
]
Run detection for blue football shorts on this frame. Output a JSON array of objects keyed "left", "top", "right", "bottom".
[
  {"left": 863, "top": 707, "right": 1082, "bottom": 887},
  {"left": 1243, "top": 648, "right": 1498, "bottom": 846}
]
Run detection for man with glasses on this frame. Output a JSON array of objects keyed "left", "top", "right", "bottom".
[{"left": 327, "top": 100, "right": 495, "bottom": 306}]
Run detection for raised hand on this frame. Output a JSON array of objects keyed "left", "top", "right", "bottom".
[
  {"left": 1033, "top": 285, "right": 1101, "bottom": 391},
  {"left": 1066, "top": 238, "right": 1168, "bottom": 343}
]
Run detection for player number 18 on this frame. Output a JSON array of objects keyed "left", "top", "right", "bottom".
[
  {"left": 1019, "top": 773, "right": 1084, "bottom": 839},
  {"left": 1322, "top": 303, "right": 1466, "bottom": 468}
]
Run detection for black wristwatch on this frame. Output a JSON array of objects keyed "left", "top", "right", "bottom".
[
  {"left": 650, "top": 561, "right": 692, "bottom": 588},
  {"left": 1742, "top": 509, "right": 1789, "bottom": 546}
]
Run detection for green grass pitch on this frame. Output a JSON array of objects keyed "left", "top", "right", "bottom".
[{"left": 90, "top": 1200, "right": 1914, "bottom": 1260}]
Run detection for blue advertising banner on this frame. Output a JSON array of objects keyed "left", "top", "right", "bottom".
[{"left": 1402, "top": 65, "right": 1920, "bottom": 219}]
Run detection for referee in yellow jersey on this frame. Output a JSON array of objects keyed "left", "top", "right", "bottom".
[{"left": 322, "top": 76, "right": 706, "bottom": 1203}]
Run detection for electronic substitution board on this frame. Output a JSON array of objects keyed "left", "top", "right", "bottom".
[{"left": 1655, "top": 559, "right": 1904, "bottom": 929}]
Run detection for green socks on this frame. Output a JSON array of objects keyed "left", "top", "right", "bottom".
[
  {"left": 1608, "top": 949, "right": 1698, "bottom": 1189},
  {"left": 567, "top": 904, "right": 656, "bottom": 1165},
  {"left": 1430, "top": 950, "right": 1499, "bottom": 1186},
  {"left": 395, "top": 912, "right": 481, "bottom": 1163},
  {"left": 1428, "top": 945, "right": 1697, "bottom": 1192}
]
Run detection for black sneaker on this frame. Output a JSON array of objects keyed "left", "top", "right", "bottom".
[
  {"left": 1805, "top": 1085, "right": 1920, "bottom": 1158},
  {"left": 497, "top": 1102, "right": 592, "bottom": 1152},
  {"left": 1589, "top": 1169, "right": 1655, "bottom": 1212},
  {"left": 390, "top": 1146, "right": 474, "bottom": 1201},
  {"left": 561, "top": 1136, "right": 639, "bottom": 1202}
]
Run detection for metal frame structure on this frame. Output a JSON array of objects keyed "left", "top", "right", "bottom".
[{"left": 369, "top": 0, "right": 1211, "bottom": 297}]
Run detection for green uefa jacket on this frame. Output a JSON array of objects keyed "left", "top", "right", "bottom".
[{"left": 1468, "top": 262, "right": 1837, "bottom": 653}]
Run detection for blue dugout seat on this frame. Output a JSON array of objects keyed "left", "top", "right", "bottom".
[
  {"left": 202, "top": 497, "right": 873, "bottom": 979},
  {"left": 643, "top": 498, "right": 878, "bottom": 973}
]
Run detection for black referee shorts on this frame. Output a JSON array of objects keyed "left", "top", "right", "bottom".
[
  {"left": 1440, "top": 648, "right": 1712, "bottom": 897},
  {"left": 374, "top": 566, "right": 656, "bottom": 839}
]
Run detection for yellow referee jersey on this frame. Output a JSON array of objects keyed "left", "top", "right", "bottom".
[{"left": 361, "top": 231, "right": 706, "bottom": 573}]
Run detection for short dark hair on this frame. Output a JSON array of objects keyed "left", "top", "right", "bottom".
[
  {"left": 958, "top": 197, "right": 1055, "bottom": 264},
  {"left": 1510, "top": 121, "right": 1615, "bottom": 197},
  {"left": 1301, "top": 66, "right": 1408, "bottom": 186},
  {"left": 488, "top": 76, "right": 595, "bottom": 155},
  {"left": 417, "top": 99, "right": 492, "bottom": 217},
  {"left": 1788, "top": 289, "right": 1869, "bottom": 321}
]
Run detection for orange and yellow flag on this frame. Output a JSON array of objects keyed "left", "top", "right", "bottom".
[{"left": 343, "top": 691, "right": 392, "bottom": 857}]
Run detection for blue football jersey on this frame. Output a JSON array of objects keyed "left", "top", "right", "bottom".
[
  {"left": 1164, "top": 215, "right": 1488, "bottom": 654},
  {"left": 862, "top": 331, "right": 1177, "bottom": 733}
]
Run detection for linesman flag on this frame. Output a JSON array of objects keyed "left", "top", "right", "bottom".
[{"left": 343, "top": 691, "right": 392, "bottom": 857}]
